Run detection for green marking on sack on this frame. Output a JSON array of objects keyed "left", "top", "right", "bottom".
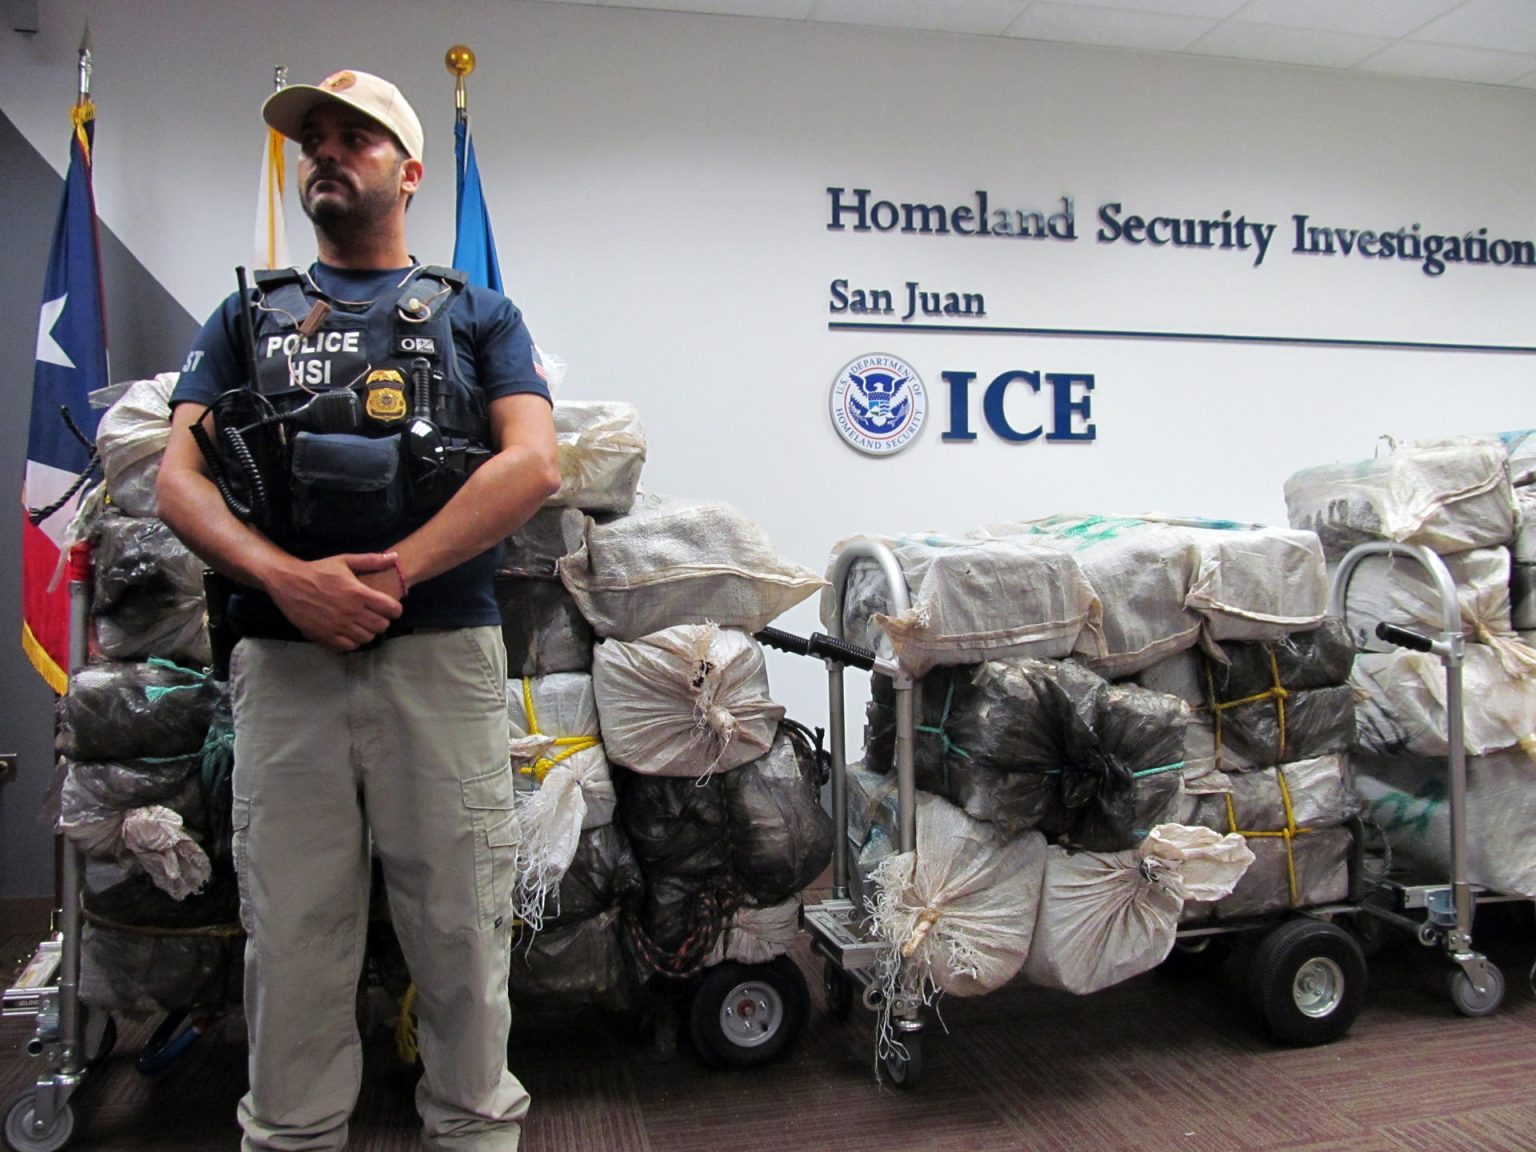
[{"left": 1367, "top": 779, "right": 1446, "bottom": 837}]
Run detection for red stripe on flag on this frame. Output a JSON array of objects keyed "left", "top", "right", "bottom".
[{"left": 21, "top": 513, "right": 70, "bottom": 694}]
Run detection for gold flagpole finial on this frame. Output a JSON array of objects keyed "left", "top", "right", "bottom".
[
  {"left": 446, "top": 45, "right": 475, "bottom": 116},
  {"left": 273, "top": 65, "right": 288, "bottom": 92},
  {"left": 76, "top": 22, "right": 93, "bottom": 104}
]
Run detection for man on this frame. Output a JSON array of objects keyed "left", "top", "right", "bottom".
[{"left": 157, "top": 68, "right": 560, "bottom": 1151}]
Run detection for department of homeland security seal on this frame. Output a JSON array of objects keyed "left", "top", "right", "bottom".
[{"left": 829, "top": 353, "right": 927, "bottom": 456}]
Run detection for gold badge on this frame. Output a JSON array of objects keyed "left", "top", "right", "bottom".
[
  {"left": 364, "top": 369, "right": 408, "bottom": 423},
  {"left": 321, "top": 71, "right": 356, "bottom": 92}
]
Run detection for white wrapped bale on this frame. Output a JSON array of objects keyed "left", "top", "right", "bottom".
[
  {"left": 1285, "top": 440, "right": 1517, "bottom": 560},
  {"left": 507, "top": 674, "right": 614, "bottom": 929},
  {"left": 95, "top": 373, "right": 176, "bottom": 517},
  {"left": 1183, "top": 523, "right": 1329, "bottom": 645},
  {"left": 592, "top": 624, "right": 784, "bottom": 777},
  {"left": 1180, "top": 755, "right": 1357, "bottom": 834},
  {"left": 546, "top": 400, "right": 647, "bottom": 514},
  {"left": 1354, "top": 750, "right": 1536, "bottom": 898},
  {"left": 560, "top": 495, "right": 824, "bottom": 640},
  {"left": 1022, "top": 825, "right": 1252, "bottom": 995},
  {"left": 1351, "top": 645, "right": 1536, "bottom": 761},
  {"left": 867, "top": 792, "right": 1047, "bottom": 998},
  {"left": 973, "top": 515, "right": 1203, "bottom": 677},
  {"left": 823, "top": 532, "right": 1097, "bottom": 676},
  {"left": 120, "top": 806, "right": 212, "bottom": 901},
  {"left": 1182, "top": 826, "right": 1353, "bottom": 923},
  {"left": 705, "top": 898, "right": 800, "bottom": 966},
  {"left": 1335, "top": 547, "right": 1535, "bottom": 676}
]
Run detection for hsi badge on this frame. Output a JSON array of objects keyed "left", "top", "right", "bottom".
[{"left": 829, "top": 353, "right": 927, "bottom": 457}]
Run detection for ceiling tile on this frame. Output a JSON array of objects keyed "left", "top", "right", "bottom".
[
  {"left": 1037, "top": 0, "right": 1247, "bottom": 17},
  {"left": 1355, "top": 39, "right": 1536, "bottom": 83},
  {"left": 1006, "top": 3, "right": 1216, "bottom": 51},
  {"left": 1186, "top": 20, "right": 1389, "bottom": 67},
  {"left": 1230, "top": 0, "right": 1462, "bottom": 40},
  {"left": 809, "top": 0, "right": 1031, "bottom": 36},
  {"left": 1411, "top": 0, "right": 1536, "bottom": 56}
]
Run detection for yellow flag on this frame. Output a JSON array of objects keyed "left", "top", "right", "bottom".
[{"left": 254, "top": 126, "right": 290, "bottom": 270}]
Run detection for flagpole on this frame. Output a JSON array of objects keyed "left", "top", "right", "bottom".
[
  {"left": 446, "top": 43, "right": 473, "bottom": 125},
  {"left": 76, "top": 25, "right": 91, "bottom": 105}
]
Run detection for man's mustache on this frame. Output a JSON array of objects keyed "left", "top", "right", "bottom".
[{"left": 304, "top": 168, "right": 353, "bottom": 195}]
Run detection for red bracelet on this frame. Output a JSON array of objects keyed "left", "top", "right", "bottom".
[{"left": 391, "top": 555, "right": 409, "bottom": 597}]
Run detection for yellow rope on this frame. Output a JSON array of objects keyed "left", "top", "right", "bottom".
[
  {"left": 1223, "top": 766, "right": 1310, "bottom": 907},
  {"left": 516, "top": 678, "right": 600, "bottom": 783},
  {"left": 395, "top": 983, "right": 419, "bottom": 1065},
  {"left": 1206, "top": 648, "right": 1291, "bottom": 764}
]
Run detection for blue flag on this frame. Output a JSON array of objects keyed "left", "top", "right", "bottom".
[
  {"left": 452, "top": 115, "right": 502, "bottom": 292},
  {"left": 22, "top": 102, "right": 109, "bottom": 692}
]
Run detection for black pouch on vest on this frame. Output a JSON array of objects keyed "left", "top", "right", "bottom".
[{"left": 289, "top": 431, "right": 406, "bottom": 547}]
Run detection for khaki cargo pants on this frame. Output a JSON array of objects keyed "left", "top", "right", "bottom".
[{"left": 229, "top": 627, "right": 528, "bottom": 1151}]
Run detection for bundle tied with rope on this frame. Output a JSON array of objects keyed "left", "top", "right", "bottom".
[{"left": 506, "top": 672, "right": 613, "bottom": 932}]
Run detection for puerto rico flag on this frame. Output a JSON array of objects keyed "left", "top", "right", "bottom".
[{"left": 22, "top": 101, "right": 108, "bottom": 693}]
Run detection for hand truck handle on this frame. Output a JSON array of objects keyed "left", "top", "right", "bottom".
[
  {"left": 1375, "top": 620, "right": 1434, "bottom": 653},
  {"left": 754, "top": 626, "right": 879, "bottom": 671}
]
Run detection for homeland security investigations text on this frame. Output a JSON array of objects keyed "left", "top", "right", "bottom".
[{"left": 826, "top": 188, "right": 1536, "bottom": 277}]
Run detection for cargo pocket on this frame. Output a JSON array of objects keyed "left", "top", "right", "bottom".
[
  {"left": 462, "top": 765, "right": 519, "bottom": 933},
  {"left": 230, "top": 794, "right": 254, "bottom": 936},
  {"left": 289, "top": 430, "right": 405, "bottom": 547}
]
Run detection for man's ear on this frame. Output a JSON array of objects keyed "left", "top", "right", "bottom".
[{"left": 400, "top": 158, "right": 424, "bottom": 197}]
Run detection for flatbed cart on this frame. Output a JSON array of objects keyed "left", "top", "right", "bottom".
[
  {"left": 1330, "top": 541, "right": 1510, "bottom": 1017},
  {"left": 5, "top": 551, "right": 115, "bottom": 1152},
  {"left": 763, "top": 536, "right": 1374, "bottom": 1089}
]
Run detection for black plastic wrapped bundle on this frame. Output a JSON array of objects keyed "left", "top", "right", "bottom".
[
  {"left": 537, "top": 822, "right": 644, "bottom": 928},
  {"left": 508, "top": 906, "right": 640, "bottom": 1016},
  {"left": 58, "top": 661, "right": 223, "bottom": 762},
  {"left": 90, "top": 511, "right": 209, "bottom": 664},
  {"left": 1204, "top": 618, "right": 1356, "bottom": 702},
  {"left": 1212, "top": 683, "right": 1356, "bottom": 769},
  {"left": 618, "top": 771, "right": 732, "bottom": 880},
  {"left": 495, "top": 574, "right": 595, "bottom": 676},
  {"left": 721, "top": 725, "right": 833, "bottom": 904}
]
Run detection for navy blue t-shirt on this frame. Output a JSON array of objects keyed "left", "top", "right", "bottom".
[{"left": 171, "top": 263, "right": 552, "bottom": 637}]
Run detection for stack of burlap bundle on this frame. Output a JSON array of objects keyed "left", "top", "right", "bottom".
[
  {"left": 829, "top": 513, "right": 1369, "bottom": 1002},
  {"left": 499, "top": 401, "right": 833, "bottom": 1011},
  {"left": 1285, "top": 434, "right": 1536, "bottom": 898}
]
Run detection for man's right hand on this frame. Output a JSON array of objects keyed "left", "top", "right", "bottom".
[{"left": 264, "top": 552, "right": 404, "bottom": 651}]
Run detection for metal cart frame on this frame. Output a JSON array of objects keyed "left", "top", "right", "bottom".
[{"left": 1330, "top": 540, "right": 1509, "bottom": 1016}]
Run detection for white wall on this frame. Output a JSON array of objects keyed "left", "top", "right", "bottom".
[{"left": 5, "top": 0, "right": 1536, "bottom": 747}]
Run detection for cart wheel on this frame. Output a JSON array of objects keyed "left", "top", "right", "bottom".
[
  {"left": 4, "top": 1090, "right": 76, "bottom": 1152},
  {"left": 1158, "top": 935, "right": 1234, "bottom": 978},
  {"left": 1249, "top": 918, "right": 1366, "bottom": 1047},
  {"left": 1448, "top": 962, "right": 1504, "bottom": 1018},
  {"left": 823, "top": 960, "right": 855, "bottom": 1020},
  {"left": 882, "top": 1030, "right": 923, "bottom": 1089},
  {"left": 687, "top": 956, "right": 808, "bottom": 1069}
]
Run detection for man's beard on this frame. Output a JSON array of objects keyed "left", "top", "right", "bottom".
[{"left": 301, "top": 173, "right": 399, "bottom": 240}]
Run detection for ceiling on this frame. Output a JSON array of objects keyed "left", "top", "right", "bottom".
[{"left": 535, "top": 0, "right": 1536, "bottom": 89}]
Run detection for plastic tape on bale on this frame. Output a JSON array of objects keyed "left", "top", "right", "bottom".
[
  {"left": 972, "top": 514, "right": 1205, "bottom": 678},
  {"left": 822, "top": 532, "right": 1096, "bottom": 677},
  {"left": 1351, "top": 645, "right": 1536, "bottom": 761},
  {"left": 1354, "top": 750, "right": 1536, "bottom": 898},
  {"left": 559, "top": 493, "right": 825, "bottom": 640},
  {"left": 1284, "top": 438, "right": 1517, "bottom": 561},
  {"left": 592, "top": 624, "right": 784, "bottom": 777},
  {"left": 867, "top": 791, "right": 1047, "bottom": 998}
]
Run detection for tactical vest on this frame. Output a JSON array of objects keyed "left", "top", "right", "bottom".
[{"left": 230, "top": 265, "right": 492, "bottom": 554}]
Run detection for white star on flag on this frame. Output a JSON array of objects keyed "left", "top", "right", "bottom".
[{"left": 35, "top": 295, "right": 74, "bottom": 368}]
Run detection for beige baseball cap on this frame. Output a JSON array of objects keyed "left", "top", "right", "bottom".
[{"left": 262, "top": 69, "right": 424, "bottom": 162}]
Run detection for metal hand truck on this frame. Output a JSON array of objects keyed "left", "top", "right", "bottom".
[
  {"left": 1330, "top": 541, "right": 1509, "bottom": 1016},
  {"left": 757, "top": 537, "right": 925, "bottom": 1085},
  {"left": 4, "top": 551, "right": 112, "bottom": 1152}
]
